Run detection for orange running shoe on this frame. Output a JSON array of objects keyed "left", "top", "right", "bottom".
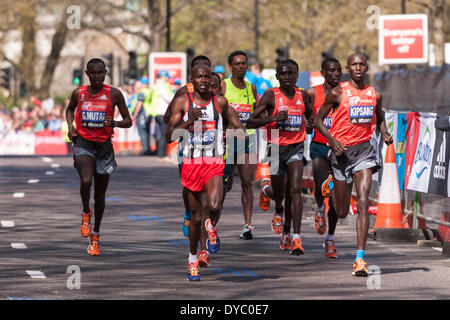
[
  {"left": 258, "top": 179, "right": 271, "bottom": 211},
  {"left": 325, "top": 240, "right": 338, "bottom": 258},
  {"left": 314, "top": 206, "right": 327, "bottom": 235},
  {"left": 198, "top": 250, "right": 210, "bottom": 267},
  {"left": 279, "top": 233, "right": 292, "bottom": 250},
  {"left": 205, "top": 219, "right": 220, "bottom": 253},
  {"left": 87, "top": 234, "right": 100, "bottom": 256},
  {"left": 289, "top": 238, "right": 304, "bottom": 256},
  {"left": 271, "top": 214, "right": 283, "bottom": 234},
  {"left": 80, "top": 208, "right": 92, "bottom": 237},
  {"left": 187, "top": 261, "right": 200, "bottom": 281},
  {"left": 321, "top": 174, "right": 334, "bottom": 198},
  {"left": 352, "top": 258, "right": 368, "bottom": 277}
]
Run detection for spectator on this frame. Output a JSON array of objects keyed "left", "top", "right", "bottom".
[
  {"left": 214, "top": 65, "right": 225, "bottom": 80},
  {"left": 248, "top": 62, "right": 272, "bottom": 101},
  {"left": 153, "top": 70, "right": 174, "bottom": 160},
  {"left": 41, "top": 92, "right": 54, "bottom": 113}
]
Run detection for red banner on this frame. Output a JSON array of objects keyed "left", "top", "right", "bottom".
[{"left": 34, "top": 129, "right": 68, "bottom": 155}]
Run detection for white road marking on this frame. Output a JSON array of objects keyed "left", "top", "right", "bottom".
[
  {"left": 45, "top": 171, "right": 55, "bottom": 175},
  {"left": 28, "top": 179, "right": 40, "bottom": 184},
  {"left": 13, "top": 192, "right": 25, "bottom": 198},
  {"left": 41, "top": 157, "right": 53, "bottom": 163},
  {"left": 1, "top": 220, "right": 15, "bottom": 227},
  {"left": 51, "top": 163, "right": 60, "bottom": 168},
  {"left": 11, "top": 243, "right": 27, "bottom": 249},
  {"left": 26, "top": 271, "right": 46, "bottom": 279}
]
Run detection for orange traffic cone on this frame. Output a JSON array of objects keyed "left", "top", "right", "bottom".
[
  {"left": 373, "top": 143, "right": 406, "bottom": 230},
  {"left": 255, "top": 162, "right": 270, "bottom": 181}
]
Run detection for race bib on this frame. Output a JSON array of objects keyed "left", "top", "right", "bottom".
[
  {"left": 190, "top": 121, "right": 217, "bottom": 144},
  {"left": 323, "top": 116, "right": 332, "bottom": 129},
  {"left": 230, "top": 103, "right": 252, "bottom": 123},
  {"left": 349, "top": 105, "right": 374, "bottom": 124},
  {"left": 81, "top": 110, "right": 106, "bottom": 128},
  {"left": 278, "top": 114, "right": 303, "bottom": 132}
]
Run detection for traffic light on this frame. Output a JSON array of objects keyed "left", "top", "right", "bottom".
[
  {"left": 276, "top": 46, "right": 289, "bottom": 64},
  {"left": 0, "top": 67, "right": 10, "bottom": 89},
  {"left": 128, "top": 51, "right": 138, "bottom": 80},
  {"left": 72, "top": 68, "right": 82, "bottom": 86},
  {"left": 19, "top": 81, "right": 27, "bottom": 97},
  {"left": 186, "top": 47, "right": 195, "bottom": 77},
  {"left": 104, "top": 53, "right": 114, "bottom": 83}
]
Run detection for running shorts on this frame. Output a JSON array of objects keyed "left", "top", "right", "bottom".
[
  {"left": 267, "top": 142, "right": 304, "bottom": 176},
  {"left": 73, "top": 135, "right": 117, "bottom": 175},
  {"left": 181, "top": 157, "right": 225, "bottom": 192},
  {"left": 329, "top": 141, "right": 379, "bottom": 183},
  {"left": 310, "top": 141, "right": 330, "bottom": 161}
]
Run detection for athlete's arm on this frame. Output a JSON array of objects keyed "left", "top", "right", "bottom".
[
  {"left": 65, "top": 88, "right": 79, "bottom": 141},
  {"left": 315, "top": 86, "right": 346, "bottom": 156},
  {"left": 302, "top": 90, "right": 314, "bottom": 134},
  {"left": 246, "top": 90, "right": 287, "bottom": 129},
  {"left": 166, "top": 95, "right": 202, "bottom": 143},
  {"left": 163, "top": 85, "right": 188, "bottom": 124},
  {"left": 375, "top": 91, "right": 393, "bottom": 145},
  {"left": 106, "top": 88, "right": 132, "bottom": 129}
]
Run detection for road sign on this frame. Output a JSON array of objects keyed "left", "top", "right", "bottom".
[
  {"left": 149, "top": 52, "right": 187, "bottom": 86},
  {"left": 378, "top": 14, "right": 428, "bottom": 65}
]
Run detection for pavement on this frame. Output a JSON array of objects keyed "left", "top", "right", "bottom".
[{"left": 0, "top": 155, "right": 449, "bottom": 304}]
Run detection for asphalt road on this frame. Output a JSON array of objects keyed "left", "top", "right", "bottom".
[{"left": 0, "top": 155, "right": 449, "bottom": 304}]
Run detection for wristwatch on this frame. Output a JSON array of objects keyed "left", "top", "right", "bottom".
[{"left": 113, "top": 121, "right": 119, "bottom": 128}]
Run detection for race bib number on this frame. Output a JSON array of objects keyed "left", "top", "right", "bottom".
[
  {"left": 190, "top": 121, "right": 216, "bottom": 144},
  {"left": 81, "top": 111, "right": 106, "bottom": 128},
  {"left": 349, "top": 105, "right": 374, "bottom": 124},
  {"left": 278, "top": 115, "right": 303, "bottom": 132},
  {"left": 231, "top": 103, "right": 252, "bottom": 124}
]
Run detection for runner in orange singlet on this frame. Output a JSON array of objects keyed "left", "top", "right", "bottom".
[
  {"left": 247, "top": 59, "right": 314, "bottom": 255},
  {"left": 305, "top": 57, "right": 341, "bottom": 258},
  {"left": 66, "top": 58, "right": 132, "bottom": 256},
  {"left": 315, "top": 53, "right": 393, "bottom": 276}
]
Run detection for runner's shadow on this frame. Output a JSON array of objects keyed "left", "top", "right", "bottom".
[
  {"left": 379, "top": 267, "right": 430, "bottom": 275},
  {"left": 217, "top": 275, "right": 279, "bottom": 283}
]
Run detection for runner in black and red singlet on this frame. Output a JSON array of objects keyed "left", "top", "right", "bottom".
[
  {"left": 247, "top": 59, "right": 314, "bottom": 255},
  {"left": 65, "top": 58, "right": 132, "bottom": 256},
  {"left": 166, "top": 64, "right": 245, "bottom": 281},
  {"left": 315, "top": 53, "right": 393, "bottom": 276},
  {"left": 305, "top": 57, "right": 341, "bottom": 258}
]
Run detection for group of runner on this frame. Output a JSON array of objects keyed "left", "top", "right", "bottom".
[{"left": 65, "top": 50, "right": 393, "bottom": 282}]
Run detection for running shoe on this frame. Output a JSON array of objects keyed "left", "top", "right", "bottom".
[
  {"left": 182, "top": 209, "right": 191, "bottom": 238},
  {"left": 271, "top": 214, "right": 283, "bottom": 234},
  {"left": 205, "top": 219, "right": 220, "bottom": 253},
  {"left": 258, "top": 178, "right": 271, "bottom": 211},
  {"left": 325, "top": 239, "right": 338, "bottom": 258},
  {"left": 87, "top": 234, "right": 100, "bottom": 256},
  {"left": 289, "top": 238, "right": 304, "bottom": 256},
  {"left": 240, "top": 224, "right": 254, "bottom": 240},
  {"left": 314, "top": 206, "right": 327, "bottom": 235},
  {"left": 352, "top": 258, "right": 368, "bottom": 277},
  {"left": 187, "top": 261, "right": 200, "bottom": 281},
  {"left": 279, "top": 233, "right": 292, "bottom": 250},
  {"left": 198, "top": 250, "right": 210, "bottom": 267},
  {"left": 321, "top": 174, "right": 334, "bottom": 198},
  {"left": 80, "top": 208, "right": 92, "bottom": 237}
]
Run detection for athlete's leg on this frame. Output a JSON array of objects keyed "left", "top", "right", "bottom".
[
  {"left": 74, "top": 155, "right": 95, "bottom": 213},
  {"left": 333, "top": 179, "right": 353, "bottom": 219},
  {"left": 312, "top": 157, "right": 329, "bottom": 208},
  {"left": 237, "top": 155, "right": 257, "bottom": 226},
  {"left": 352, "top": 169, "right": 372, "bottom": 251},
  {"left": 187, "top": 190, "right": 203, "bottom": 255},
  {"left": 92, "top": 172, "right": 110, "bottom": 233},
  {"left": 286, "top": 160, "right": 304, "bottom": 235}
]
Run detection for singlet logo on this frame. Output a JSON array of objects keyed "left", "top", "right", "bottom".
[{"left": 414, "top": 126, "right": 432, "bottom": 178}]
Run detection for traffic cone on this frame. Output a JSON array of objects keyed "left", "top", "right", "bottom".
[
  {"left": 373, "top": 143, "right": 406, "bottom": 229},
  {"left": 255, "top": 162, "right": 270, "bottom": 181}
]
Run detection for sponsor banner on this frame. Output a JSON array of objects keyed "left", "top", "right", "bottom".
[
  {"left": 404, "top": 112, "right": 421, "bottom": 189},
  {"left": 0, "top": 131, "right": 35, "bottom": 155},
  {"left": 34, "top": 129, "right": 68, "bottom": 155},
  {"left": 149, "top": 52, "right": 187, "bottom": 87},
  {"left": 406, "top": 113, "right": 436, "bottom": 193},
  {"left": 396, "top": 113, "right": 408, "bottom": 190},
  {"left": 428, "top": 124, "right": 450, "bottom": 196}
]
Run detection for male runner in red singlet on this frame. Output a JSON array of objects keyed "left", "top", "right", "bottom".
[
  {"left": 163, "top": 55, "right": 212, "bottom": 238},
  {"left": 305, "top": 57, "right": 341, "bottom": 258},
  {"left": 315, "top": 53, "right": 393, "bottom": 276},
  {"left": 166, "top": 64, "right": 245, "bottom": 281},
  {"left": 65, "top": 58, "right": 132, "bottom": 256},
  {"left": 247, "top": 59, "right": 314, "bottom": 255}
]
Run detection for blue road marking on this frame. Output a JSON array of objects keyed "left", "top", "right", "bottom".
[
  {"left": 105, "top": 196, "right": 124, "bottom": 202},
  {"left": 149, "top": 216, "right": 163, "bottom": 223},
  {"left": 129, "top": 215, "right": 150, "bottom": 221}
]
